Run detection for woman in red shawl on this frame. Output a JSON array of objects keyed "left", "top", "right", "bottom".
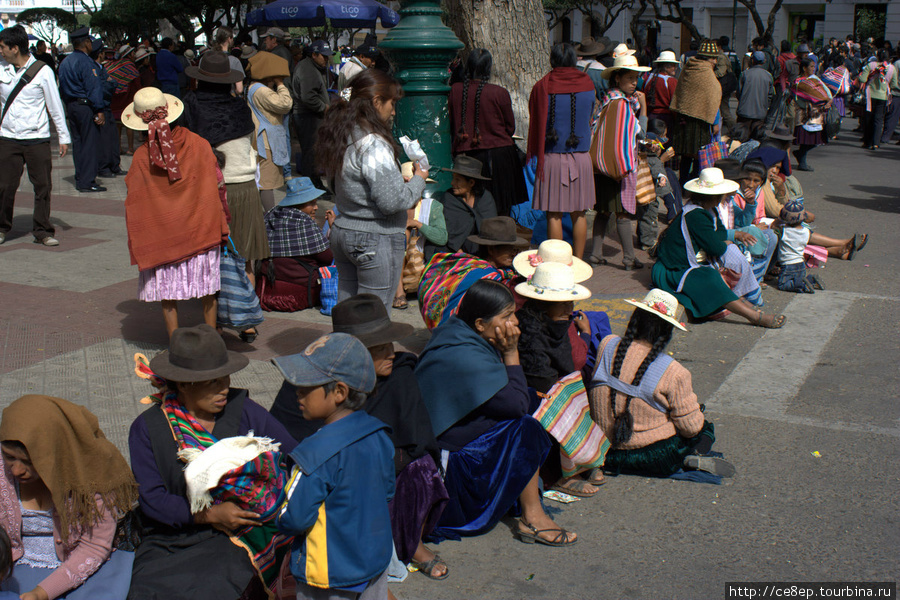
[
  {"left": 122, "top": 87, "right": 230, "bottom": 337},
  {"left": 527, "top": 43, "right": 596, "bottom": 259},
  {"left": 791, "top": 57, "right": 832, "bottom": 171}
]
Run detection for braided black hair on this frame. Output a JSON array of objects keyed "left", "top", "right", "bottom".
[
  {"left": 565, "top": 92, "right": 580, "bottom": 148},
  {"left": 609, "top": 308, "right": 675, "bottom": 446},
  {"left": 472, "top": 78, "right": 487, "bottom": 145},
  {"left": 546, "top": 93, "right": 559, "bottom": 146},
  {"left": 457, "top": 74, "right": 471, "bottom": 141}
]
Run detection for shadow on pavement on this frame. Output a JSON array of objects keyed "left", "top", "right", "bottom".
[{"left": 824, "top": 185, "right": 900, "bottom": 214}]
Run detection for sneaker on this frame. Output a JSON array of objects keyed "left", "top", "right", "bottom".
[
  {"left": 35, "top": 236, "right": 59, "bottom": 247},
  {"left": 684, "top": 455, "right": 736, "bottom": 477}
]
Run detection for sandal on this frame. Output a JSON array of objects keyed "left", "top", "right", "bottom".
[
  {"left": 410, "top": 554, "right": 449, "bottom": 581},
  {"left": 846, "top": 235, "right": 858, "bottom": 261},
  {"left": 240, "top": 329, "right": 258, "bottom": 343},
  {"left": 855, "top": 233, "right": 868, "bottom": 254},
  {"left": 808, "top": 274, "right": 825, "bottom": 290},
  {"left": 588, "top": 255, "right": 608, "bottom": 266},
  {"left": 550, "top": 477, "right": 599, "bottom": 498},
  {"left": 516, "top": 518, "right": 578, "bottom": 547},
  {"left": 392, "top": 295, "right": 409, "bottom": 310},
  {"left": 585, "top": 468, "right": 606, "bottom": 487},
  {"left": 755, "top": 311, "right": 786, "bottom": 329}
]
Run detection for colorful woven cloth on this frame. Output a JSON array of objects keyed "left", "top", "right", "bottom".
[
  {"left": 592, "top": 96, "right": 637, "bottom": 181},
  {"left": 418, "top": 251, "right": 519, "bottom": 330},
  {"left": 793, "top": 76, "right": 831, "bottom": 105},
  {"left": 105, "top": 58, "right": 140, "bottom": 94},
  {"left": 533, "top": 372, "right": 610, "bottom": 477}
]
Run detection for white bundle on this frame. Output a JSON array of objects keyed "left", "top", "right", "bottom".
[{"left": 399, "top": 136, "right": 430, "bottom": 171}]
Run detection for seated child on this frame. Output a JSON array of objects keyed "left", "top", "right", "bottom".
[
  {"left": 0, "top": 526, "right": 19, "bottom": 600},
  {"left": 777, "top": 200, "right": 824, "bottom": 293},
  {"left": 637, "top": 119, "right": 679, "bottom": 249},
  {"left": 273, "top": 333, "right": 395, "bottom": 600}
]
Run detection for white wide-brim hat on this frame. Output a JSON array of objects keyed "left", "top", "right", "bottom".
[
  {"left": 513, "top": 239, "right": 592, "bottom": 282},
  {"left": 121, "top": 87, "right": 184, "bottom": 131},
  {"left": 653, "top": 50, "right": 680, "bottom": 64},
  {"left": 612, "top": 43, "right": 636, "bottom": 59},
  {"left": 683, "top": 167, "right": 740, "bottom": 196},
  {"left": 515, "top": 262, "right": 591, "bottom": 302},
  {"left": 624, "top": 289, "right": 687, "bottom": 331},
  {"left": 602, "top": 54, "right": 651, "bottom": 79}
]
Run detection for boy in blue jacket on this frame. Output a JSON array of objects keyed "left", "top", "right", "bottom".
[{"left": 273, "top": 333, "right": 395, "bottom": 599}]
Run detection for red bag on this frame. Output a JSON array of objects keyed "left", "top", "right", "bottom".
[{"left": 698, "top": 141, "right": 729, "bottom": 170}]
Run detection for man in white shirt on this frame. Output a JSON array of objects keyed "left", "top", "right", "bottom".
[{"left": 0, "top": 26, "right": 70, "bottom": 246}]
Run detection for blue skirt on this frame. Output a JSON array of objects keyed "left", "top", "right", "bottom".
[
  {"left": 2, "top": 550, "right": 133, "bottom": 599},
  {"left": 429, "top": 416, "right": 551, "bottom": 542}
]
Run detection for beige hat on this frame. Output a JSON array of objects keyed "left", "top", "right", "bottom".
[
  {"left": 248, "top": 51, "right": 289, "bottom": 80},
  {"left": 612, "top": 43, "right": 636, "bottom": 59},
  {"left": 400, "top": 161, "right": 436, "bottom": 183},
  {"left": 601, "top": 54, "right": 651, "bottom": 79},
  {"left": 134, "top": 46, "right": 156, "bottom": 62},
  {"left": 683, "top": 167, "right": 740, "bottom": 196},
  {"left": 653, "top": 50, "right": 680, "bottom": 64},
  {"left": 624, "top": 289, "right": 687, "bottom": 331},
  {"left": 513, "top": 240, "right": 592, "bottom": 282},
  {"left": 515, "top": 262, "right": 591, "bottom": 302},
  {"left": 121, "top": 87, "right": 184, "bottom": 131},
  {"left": 117, "top": 44, "right": 135, "bottom": 59}
]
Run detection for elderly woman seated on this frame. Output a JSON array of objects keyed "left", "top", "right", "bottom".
[
  {"left": 652, "top": 168, "right": 786, "bottom": 328},
  {"left": 257, "top": 177, "right": 334, "bottom": 312},
  {"left": 270, "top": 294, "right": 451, "bottom": 580},
  {"left": 1, "top": 396, "right": 138, "bottom": 600},
  {"left": 128, "top": 324, "right": 297, "bottom": 599},
  {"left": 416, "top": 279, "right": 577, "bottom": 547},
  {"left": 425, "top": 156, "right": 497, "bottom": 260},
  {"left": 418, "top": 216, "right": 529, "bottom": 329}
]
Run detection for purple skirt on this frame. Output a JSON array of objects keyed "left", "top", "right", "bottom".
[
  {"left": 138, "top": 247, "right": 221, "bottom": 302},
  {"left": 794, "top": 125, "right": 826, "bottom": 147},
  {"left": 532, "top": 152, "right": 596, "bottom": 213},
  {"left": 388, "top": 454, "right": 449, "bottom": 563}
]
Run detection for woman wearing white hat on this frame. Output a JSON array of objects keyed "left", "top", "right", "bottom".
[
  {"left": 644, "top": 50, "right": 680, "bottom": 133},
  {"left": 586, "top": 288, "right": 735, "bottom": 478},
  {"left": 651, "top": 168, "right": 786, "bottom": 328},
  {"left": 589, "top": 53, "right": 650, "bottom": 271}
]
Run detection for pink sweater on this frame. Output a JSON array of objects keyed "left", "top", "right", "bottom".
[
  {"left": 0, "top": 465, "right": 118, "bottom": 600},
  {"left": 589, "top": 337, "right": 705, "bottom": 449}
]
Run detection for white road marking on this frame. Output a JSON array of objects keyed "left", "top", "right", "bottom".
[{"left": 709, "top": 290, "right": 900, "bottom": 438}]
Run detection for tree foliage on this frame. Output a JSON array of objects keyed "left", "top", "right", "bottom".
[
  {"left": 15, "top": 8, "right": 78, "bottom": 45},
  {"left": 91, "top": 0, "right": 258, "bottom": 44},
  {"left": 543, "top": 0, "right": 633, "bottom": 36}
]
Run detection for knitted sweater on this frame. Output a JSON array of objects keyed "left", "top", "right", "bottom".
[
  {"left": 588, "top": 337, "right": 704, "bottom": 450},
  {"left": 333, "top": 129, "right": 427, "bottom": 235}
]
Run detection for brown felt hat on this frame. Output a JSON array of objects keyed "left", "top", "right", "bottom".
[
  {"left": 467, "top": 216, "right": 530, "bottom": 247},
  {"left": 149, "top": 324, "right": 249, "bottom": 382},
  {"left": 248, "top": 51, "right": 290, "bottom": 80},
  {"left": 185, "top": 51, "right": 243, "bottom": 84},
  {"left": 442, "top": 155, "right": 490, "bottom": 181},
  {"left": 576, "top": 36, "right": 613, "bottom": 58},
  {"left": 331, "top": 294, "right": 414, "bottom": 348}
]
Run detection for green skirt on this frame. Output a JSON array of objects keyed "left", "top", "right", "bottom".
[
  {"left": 594, "top": 172, "right": 624, "bottom": 215},
  {"left": 673, "top": 116, "right": 712, "bottom": 157},
  {"left": 651, "top": 261, "right": 738, "bottom": 318},
  {"left": 604, "top": 421, "right": 716, "bottom": 477}
]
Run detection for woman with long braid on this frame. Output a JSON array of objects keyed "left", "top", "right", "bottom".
[
  {"left": 586, "top": 289, "right": 735, "bottom": 478},
  {"left": 527, "top": 43, "right": 597, "bottom": 259},
  {"left": 448, "top": 49, "right": 526, "bottom": 216}
]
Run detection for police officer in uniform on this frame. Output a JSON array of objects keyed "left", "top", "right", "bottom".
[{"left": 58, "top": 28, "right": 107, "bottom": 192}]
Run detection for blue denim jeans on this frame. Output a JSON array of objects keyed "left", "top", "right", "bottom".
[
  {"left": 331, "top": 225, "right": 407, "bottom": 312},
  {"left": 777, "top": 261, "right": 813, "bottom": 293}
]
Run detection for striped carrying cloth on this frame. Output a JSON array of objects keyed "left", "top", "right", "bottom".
[
  {"left": 534, "top": 371, "right": 610, "bottom": 477},
  {"left": 591, "top": 96, "right": 637, "bottom": 181},
  {"left": 217, "top": 239, "right": 264, "bottom": 331}
]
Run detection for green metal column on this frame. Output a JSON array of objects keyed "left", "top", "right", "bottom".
[{"left": 380, "top": 0, "right": 463, "bottom": 191}]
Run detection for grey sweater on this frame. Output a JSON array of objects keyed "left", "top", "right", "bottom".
[{"left": 333, "top": 130, "right": 427, "bottom": 235}]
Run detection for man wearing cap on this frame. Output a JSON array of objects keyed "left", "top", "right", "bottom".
[
  {"left": 261, "top": 27, "right": 293, "bottom": 72},
  {"left": 58, "top": 27, "right": 107, "bottom": 193},
  {"left": 291, "top": 39, "right": 332, "bottom": 183},
  {"left": 338, "top": 43, "right": 378, "bottom": 91},
  {"left": 0, "top": 25, "right": 70, "bottom": 246},
  {"left": 737, "top": 51, "right": 774, "bottom": 139},
  {"left": 214, "top": 26, "right": 245, "bottom": 94}
]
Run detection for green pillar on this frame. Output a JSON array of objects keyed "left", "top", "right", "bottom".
[{"left": 380, "top": 0, "right": 464, "bottom": 192}]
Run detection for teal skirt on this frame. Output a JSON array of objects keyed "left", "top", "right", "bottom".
[
  {"left": 604, "top": 421, "right": 716, "bottom": 477},
  {"left": 651, "top": 261, "right": 738, "bottom": 318}
]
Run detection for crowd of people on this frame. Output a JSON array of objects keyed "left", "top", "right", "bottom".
[{"left": 0, "top": 17, "right": 890, "bottom": 600}]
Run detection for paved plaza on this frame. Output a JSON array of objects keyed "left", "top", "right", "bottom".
[{"left": 0, "top": 119, "right": 897, "bottom": 599}]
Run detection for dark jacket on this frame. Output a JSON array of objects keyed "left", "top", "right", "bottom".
[
  {"left": 427, "top": 189, "right": 497, "bottom": 259},
  {"left": 291, "top": 57, "right": 329, "bottom": 117}
]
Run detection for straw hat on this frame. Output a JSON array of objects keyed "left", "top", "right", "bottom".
[
  {"left": 653, "top": 50, "right": 680, "bottom": 64},
  {"left": 683, "top": 167, "right": 740, "bottom": 195},
  {"left": 121, "top": 87, "right": 184, "bottom": 131},
  {"left": 117, "top": 44, "right": 135, "bottom": 59},
  {"left": 134, "top": 46, "right": 155, "bottom": 62},
  {"left": 400, "top": 161, "right": 436, "bottom": 183},
  {"left": 624, "top": 289, "right": 687, "bottom": 331},
  {"left": 513, "top": 240, "right": 592, "bottom": 282},
  {"left": 601, "top": 54, "right": 651, "bottom": 79},
  {"left": 612, "top": 43, "right": 636, "bottom": 59},
  {"left": 515, "top": 262, "right": 591, "bottom": 302}
]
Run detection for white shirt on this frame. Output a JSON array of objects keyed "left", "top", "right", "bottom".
[
  {"left": 0, "top": 55, "right": 71, "bottom": 144},
  {"left": 778, "top": 225, "right": 810, "bottom": 266}
]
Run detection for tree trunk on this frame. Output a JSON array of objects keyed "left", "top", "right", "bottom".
[{"left": 444, "top": 0, "right": 551, "bottom": 143}]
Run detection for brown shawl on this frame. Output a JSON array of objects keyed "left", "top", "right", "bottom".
[
  {"left": 125, "top": 126, "right": 230, "bottom": 270},
  {"left": 669, "top": 57, "right": 722, "bottom": 124},
  {"left": 0, "top": 395, "right": 138, "bottom": 541}
]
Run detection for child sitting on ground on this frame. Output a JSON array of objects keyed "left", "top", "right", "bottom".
[
  {"left": 273, "top": 333, "right": 395, "bottom": 600},
  {"left": 776, "top": 200, "right": 824, "bottom": 293},
  {"left": 0, "top": 526, "right": 19, "bottom": 599}
]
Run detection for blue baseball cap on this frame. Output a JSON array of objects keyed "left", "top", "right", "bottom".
[
  {"left": 272, "top": 333, "right": 375, "bottom": 393},
  {"left": 278, "top": 177, "right": 325, "bottom": 208}
]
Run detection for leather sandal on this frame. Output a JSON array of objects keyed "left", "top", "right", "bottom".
[
  {"left": 755, "top": 311, "right": 786, "bottom": 329},
  {"left": 516, "top": 518, "right": 578, "bottom": 547},
  {"left": 585, "top": 468, "right": 606, "bottom": 486},
  {"left": 411, "top": 554, "right": 449, "bottom": 580},
  {"left": 550, "top": 477, "right": 599, "bottom": 498}
]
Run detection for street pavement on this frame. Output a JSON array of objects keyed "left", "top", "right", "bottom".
[{"left": 0, "top": 118, "right": 897, "bottom": 600}]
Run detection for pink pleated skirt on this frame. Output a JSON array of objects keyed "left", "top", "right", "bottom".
[
  {"left": 138, "top": 247, "right": 221, "bottom": 302},
  {"left": 532, "top": 151, "right": 596, "bottom": 213}
]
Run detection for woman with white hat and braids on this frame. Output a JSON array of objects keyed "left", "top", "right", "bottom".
[{"left": 643, "top": 50, "right": 680, "bottom": 133}]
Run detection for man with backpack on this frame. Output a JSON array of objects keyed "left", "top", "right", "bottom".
[
  {"left": 0, "top": 25, "right": 70, "bottom": 247},
  {"left": 766, "top": 40, "right": 799, "bottom": 129}
]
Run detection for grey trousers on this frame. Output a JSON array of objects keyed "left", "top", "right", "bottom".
[
  {"left": 331, "top": 225, "right": 406, "bottom": 313},
  {"left": 295, "top": 570, "right": 388, "bottom": 600}
]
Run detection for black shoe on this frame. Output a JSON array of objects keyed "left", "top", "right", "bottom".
[
  {"left": 98, "top": 170, "right": 114, "bottom": 177},
  {"left": 77, "top": 185, "right": 107, "bottom": 192},
  {"left": 683, "top": 455, "right": 736, "bottom": 477}
]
